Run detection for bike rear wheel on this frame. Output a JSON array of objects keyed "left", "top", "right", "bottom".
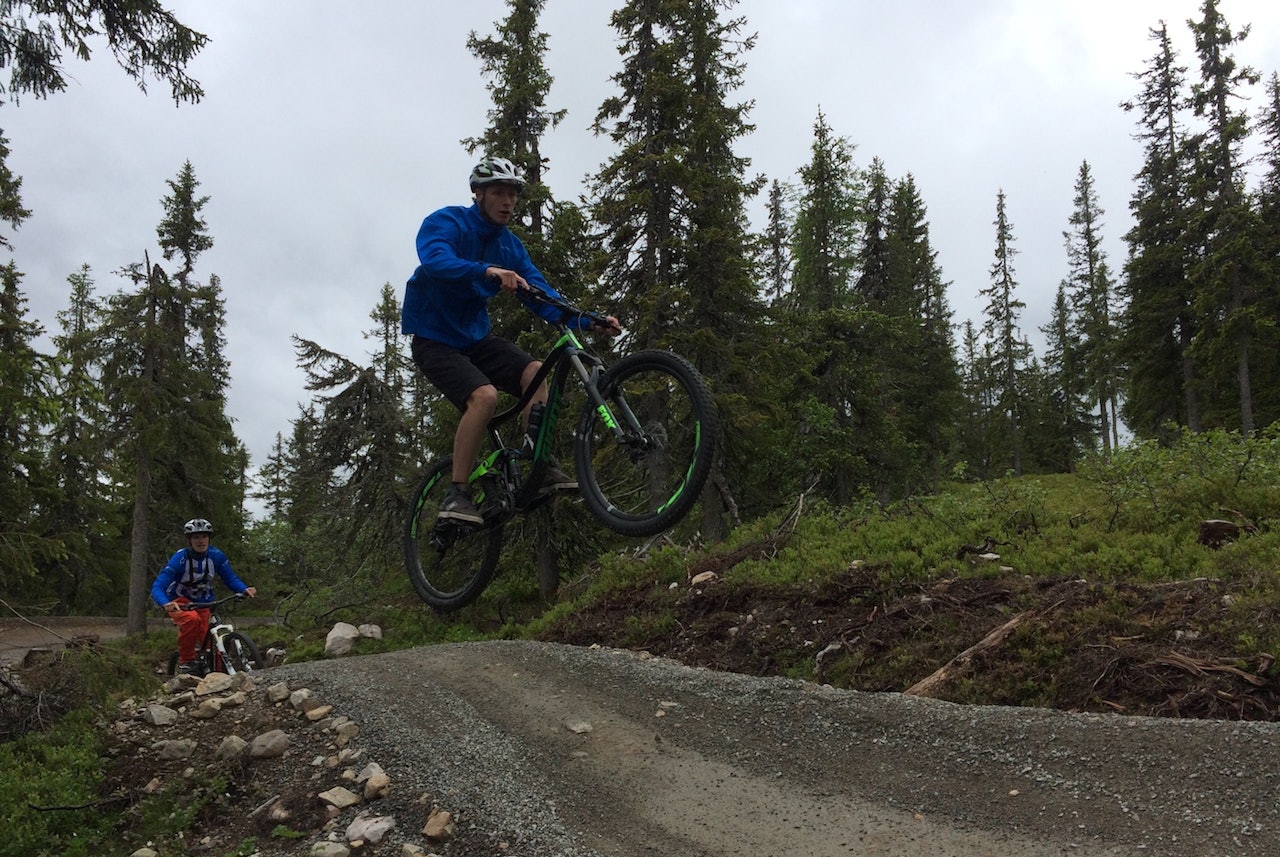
[
  {"left": 222, "top": 631, "right": 262, "bottom": 673},
  {"left": 575, "top": 349, "right": 718, "bottom": 537},
  {"left": 404, "top": 456, "right": 504, "bottom": 611}
]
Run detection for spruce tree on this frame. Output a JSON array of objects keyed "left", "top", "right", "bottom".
[
  {"left": 589, "top": 0, "right": 765, "bottom": 529},
  {"left": 785, "top": 110, "right": 881, "bottom": 503},
  {"left": 0, "top": 261, "right": 59, "bottom": 598},
  {"left": 1186, "top": 0, "right": 1263, "bottom": 434},
  {"left": 887, "top": 174, "right": 961, "bottom": 491},
  {"left": 790, "top": 109, "right": 862, "bottom": 313},
  {"left": 1036, "top": 284, "right": 1095, "bottom": 471},
  {"left": 1252, "top": 73, "right": 1280, "bottom": 427},
  {"left": 762, "top": 179, "right": 792, "bottom": 301},
  {"left": 1063, "top": 160, "right": 1120, "bottom": 451},
  {"left": 1120, "top": 22, "right": 1198, "bottom": 437},
  {"left": 464, "top": 0, "right": 565, "bottom": 237},
  {"left": 46, "top": 265, "right": 124, "bottom": 609},
  {"left": 978, "top": 190, "right": 1032, "bottom": 475},
  {"left": 103, "top": 163, "right": 241, "bottom": 632},
  {"left": 290, "top": 285, "right": 414, "bottom": 591}
]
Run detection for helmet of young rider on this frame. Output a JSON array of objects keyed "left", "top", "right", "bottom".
[
  {"left": 183, "top": 518, "right": 214, "bottom": 536},
  {"left": 469, "top": 156, "right": 525, "bottom": 191}
]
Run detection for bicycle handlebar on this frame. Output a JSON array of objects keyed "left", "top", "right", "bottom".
[
  {"left": 160, "top": 593, "right": 246, "bottom": 613},
  {"left": 519, "top": 283, "right": 616, "bottom": 332}
]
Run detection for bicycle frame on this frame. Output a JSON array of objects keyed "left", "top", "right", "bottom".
[
  {"left": 204, "top": 611, "right": 239, "bottom": 673},
  {"left": 467, "top": 322, "right": 635, "bottom": 515}
]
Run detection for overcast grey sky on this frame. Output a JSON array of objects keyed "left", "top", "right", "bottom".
[{"left": 4, "top": 0, "right": 1279, "bottom": 515}]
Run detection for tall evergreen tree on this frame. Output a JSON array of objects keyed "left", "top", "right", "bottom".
[
  {"left": 1253, "top": 72, "right": 1280, "bottom": 427},
  {"left": 789, "top": 109, "right": 862, "bottom": 313},
  {"left": 854, "top": 158, "right": 894, "bottom": 305},
  {"left": 1063, "top": 160, "right": 1120, "bottom": 450},
  {"left": 762, "top": 178, "right": 792, "bottom": 301},
  {"left": 290, "top": 285, "right": 414, "bottom": 592},
  {"left": 1186, "top": 0, "right": 1263, "bottom": 434},
  {"left": 1036, "top": 284, "right": 1095, "bottom": 471},
  {"left": 0, "top": 261, "right": 59, "bottom": 597},
  {"left": 463, "top": 0, "right": 565, "bottom": 238},
  {"left": 588, "top": 0, "right": 766, "bottom": 530},
  {"left": 978, "top": 190, "right": 1032, "bottom": 475},
  {"left": 850, "top": 159, "right": 916, "bottom": 500},
  {"left": 45, "top": 265, "right": 123, "bottom": 609},
  {"left": 783, "top": 110, "right": 882, "bottom": 502},
  {"left": 1120, "top": 22, "right": 1199, "bottom": 438},
  {"left": 886, "top": 173, "right": 961, "bottom": 491},
  {"left": 103, "top": 163, "right": 241, "bottom": 632}
]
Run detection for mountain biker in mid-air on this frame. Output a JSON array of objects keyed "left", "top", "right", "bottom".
[
  {"left": 400, "top": 155, "right": 621, "bottom": 526},
  {"left": 151, "top": 518, "right": 256, "bottom": 675}
]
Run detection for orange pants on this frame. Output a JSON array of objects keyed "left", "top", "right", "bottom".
[{"left": 170, "top": 602, "right": 211, "bottom": 663}]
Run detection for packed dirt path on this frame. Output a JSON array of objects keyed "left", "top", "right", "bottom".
[
  {"left": 271, "top": 641, "right": 1280, "bottom": 856},
  {"left": 0, "top": 615, "right": 146, "bottom": 666}
]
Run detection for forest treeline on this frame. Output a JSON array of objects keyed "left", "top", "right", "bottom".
[{"left": 1, "top": 1, "right": 1278, "bottom": 622}]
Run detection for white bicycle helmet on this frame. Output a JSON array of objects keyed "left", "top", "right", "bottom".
[
  {"left": 183, "top": 518, "right": 214, "bottom": 536},
  {"left": 469, "top": 156, "right": 525, "bottom": 191}
]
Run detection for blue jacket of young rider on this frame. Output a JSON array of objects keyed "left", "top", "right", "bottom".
[
  {"left": 150, "top": 546, "right": 249, "bottom": 607},
  {"left": 400, "top": 202, "right": 587, "bottom": 350}
]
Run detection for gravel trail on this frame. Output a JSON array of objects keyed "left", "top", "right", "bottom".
[{"left": 265, "top": 640, "right": 1280, "bottom": 856}]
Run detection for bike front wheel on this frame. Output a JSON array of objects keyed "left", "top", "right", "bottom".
[
  {"left": 404, "top": 456, "right": 504, "bottom": 612},
  {"left": 222, "top": 631, "right": 262, "bottom": 673},
  {"left": 575, "top": 349, "right": 718, "bottom": 537}
]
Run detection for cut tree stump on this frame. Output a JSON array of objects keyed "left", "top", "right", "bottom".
[
  {"left": 1197, "top": 519, "right": 1244, "bottom": 549},
  {"left": 904, "top": 611, "right": 1034, "bottom": 698}
]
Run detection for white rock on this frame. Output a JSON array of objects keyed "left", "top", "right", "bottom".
[
  {"left": 248, "top": 729, "right": 291, "bottom": 758},
  {"left": 141, "top": 704, "right": 178, "bottom": 725},
  {"left": 195, "top": 672, "right": 234, "bottom": 695},
  {"left": 356, "top": 762, "right": 385, "bottom": 782},
  {"left": 325, "top": 622, "right": 361, "bottom": 656},
  {"left": 346, "top": 811, "right": 396, "bottom": 843},
  {"left": 357, "top": 623, "right": 383, "bottom": 640},
  {"left": 363, "top": 772, "right": 391, "bottom": 800},
  {"left": 153, "top": 738, "right": 197, "bottom": 760},
  {"left": 319, "top": 786, "right": 362, "bottom": 809},
  {"left": 215, "top": 735, "right": 249, "bottom": 760}
]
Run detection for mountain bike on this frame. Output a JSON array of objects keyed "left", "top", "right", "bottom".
[
  {"left": 404, "top": 284, "right": 719, "bottom": 612},
  {"left": 165, "top": 594, "right": 263, "bottom": 677}
]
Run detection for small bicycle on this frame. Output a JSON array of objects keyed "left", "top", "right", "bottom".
[
  {"left": 404, "top": 284, "right": 719, "bottom": 612},
  {"left": 164, "top": 594, "right": 263, "bottom": 677}
]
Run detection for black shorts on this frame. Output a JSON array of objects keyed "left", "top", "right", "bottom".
[{"left": 411, "top": 334, "right": 536, "bottom": 410}]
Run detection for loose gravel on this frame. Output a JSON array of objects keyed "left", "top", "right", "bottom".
[{"left": 265, "top": 640, "right": 1280, "bottom": 856}]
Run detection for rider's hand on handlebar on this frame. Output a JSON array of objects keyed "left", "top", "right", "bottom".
[
  {"left": 594, "top": 315, "right": 623, "bottom": 336},
  {"left": 485, "top": 266, "right": 527, "bottom": 294}
]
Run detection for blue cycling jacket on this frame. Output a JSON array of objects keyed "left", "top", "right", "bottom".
[
  {"left": 150, "top": 546, "right": 249, "bottom": 607},
  {"left": 400, "top": 203, "right": 579, "bottom": 349}
]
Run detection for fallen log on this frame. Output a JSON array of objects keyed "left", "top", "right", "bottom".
[{"left": 904, "top": 611, "right": 1034, "bottom": 698}]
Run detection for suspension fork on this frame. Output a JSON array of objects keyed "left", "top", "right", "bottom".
[{"left": 568, "top": 350, "right": 646, "bottom": 442}]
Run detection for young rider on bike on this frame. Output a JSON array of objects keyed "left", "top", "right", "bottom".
[
  {"left": 401, "top": 155, "right": 620, "bottom": 525},
  {"left": 151, "top": 518, "right": 256, "bottom": 675}
]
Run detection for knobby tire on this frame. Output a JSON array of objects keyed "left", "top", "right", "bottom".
[
  {"left": 574, "top": 349, "right": 718, "bottom": 537},
  {"left": 223, "top": 631, "right": 262, "bottom": 673},
  {"left": 404, "top": 456, "right": 504, "bottom": 612}
]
